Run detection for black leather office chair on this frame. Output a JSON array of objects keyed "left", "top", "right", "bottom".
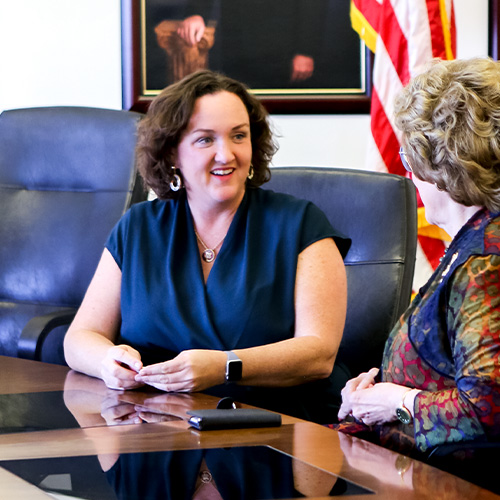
[
  {"left": 264, "top": 167, "right": 417, "bottom": 377},
  {"left": 0, "top": 106, "right": 147, "bottom": 364}
]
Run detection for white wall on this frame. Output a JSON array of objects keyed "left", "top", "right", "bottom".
[
  {"left": 0, "top": 0, "right": 490, "bottom": 169},
  {"left": 0, "top": 0, "right": 122, "bottom": 110}
]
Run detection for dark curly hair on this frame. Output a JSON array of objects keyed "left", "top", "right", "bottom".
[
  {"left": 136, "top": 70, "right": 278, "bottom": 199},
  {"left": 394, "top": 57, "right": 500, "bottom": 212}
]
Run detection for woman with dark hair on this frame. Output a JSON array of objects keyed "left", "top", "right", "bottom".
[
  {"left": 64, "top": 70, "right": 350, "bottom": 422},
  {"left": 337, "top": 58, "right": 500, "bottom": 455},
  {"left": 136, "top": 68, "right": 276, "bottom": 198}
]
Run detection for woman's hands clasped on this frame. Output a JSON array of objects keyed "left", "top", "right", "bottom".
[
  {"left": 102, "top": 346, "right": 227, "bottom": 393},
  {"left": 134, "top": 349, "right": 227, "bottom": 393},
  {"left": 338, "top": 368, "right": 415, "bottom": 426}
]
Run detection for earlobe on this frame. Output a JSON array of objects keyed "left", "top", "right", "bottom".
[{"left": 171, "top": 153, "right": 178, "bottom": 169}]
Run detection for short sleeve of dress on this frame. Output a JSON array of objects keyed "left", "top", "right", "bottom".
[
  {"left": 105, "top": 208, "right": 133, "bottom": 270},
  {"left": 299, "top": 202, "right": 351, "bottom": 259}
]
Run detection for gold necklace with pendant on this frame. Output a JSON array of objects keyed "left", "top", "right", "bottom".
[{"left": 194, "top": 229, "right": 225, "bottom": 263}]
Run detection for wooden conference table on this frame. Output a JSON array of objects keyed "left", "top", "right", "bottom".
[{"left": 0, "top": 355, "right": 498, "bottom": 499}]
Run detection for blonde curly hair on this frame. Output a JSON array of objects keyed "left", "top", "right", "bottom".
[{"left": 394, "top": 57, "right": 500, "bottom": 212}]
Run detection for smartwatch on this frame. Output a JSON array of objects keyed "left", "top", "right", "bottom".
[
  {"left": 396, "top": 388, "right": 413, "bottom": 424},
  {"left": 224, "top": 351, "right": 242, "bottom": 383}
]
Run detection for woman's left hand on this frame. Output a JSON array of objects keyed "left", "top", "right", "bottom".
[
  {"left": 338, "top": 381, "right": 411, "bottom": 426},
  {"left": 134, "top": 349, "right": 226, "bottom": 392}
]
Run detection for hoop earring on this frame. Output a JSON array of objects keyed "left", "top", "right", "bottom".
[
  {"left": 247, "top": 165, "right": 254, "bottom": 180},
  {"left": 170, "top": 166, "right": 182, "bottom": 192}
]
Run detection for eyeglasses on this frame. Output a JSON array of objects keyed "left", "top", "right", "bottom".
[{"left": 399, "top": 147, "right": 413, "bottom": 173}]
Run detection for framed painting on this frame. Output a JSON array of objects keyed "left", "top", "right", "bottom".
[{"left": 121, "top": 0, "right": 372, "bottom": 114}]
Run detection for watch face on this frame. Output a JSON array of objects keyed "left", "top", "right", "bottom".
[
  {"left": 396, "top": 407, "right": 412, "bottom": 424},
  {"left": 226, "top": 359, "right": 242, "bottom": 382}
]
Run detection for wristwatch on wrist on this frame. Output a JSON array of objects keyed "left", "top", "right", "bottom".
[
  {"left": 396, "top": 388, "right": 413, "bottom": 424},
  {"left": 224, "top": 351, "right": 242, "bottom": 383}
]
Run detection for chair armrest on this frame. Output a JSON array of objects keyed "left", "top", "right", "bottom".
[{"left": 18, "top": 308, "right": 77, "bottom": 361}]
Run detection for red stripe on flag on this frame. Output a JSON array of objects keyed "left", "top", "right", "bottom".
[
  {"left": 426, "top": 0, "right": 447, "bottom": 58},
  {"left": 378, "top": 3, "right": 410, "bottom": 85},
  {"left": 371, "top": 89, "right": 406, "bottom": 176},
  {"left": 418, "top": 235, "right": 446, "bottom": 269},
  {"left": 450, "top": 4, "right": 457, "bottom": 56},
  {"left": 352, "top": 0, "right": 382, "bottom": 32}
]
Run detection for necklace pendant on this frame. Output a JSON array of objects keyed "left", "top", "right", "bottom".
[{"left": 202, "top": 248, "right": 216, "bottom": 263}]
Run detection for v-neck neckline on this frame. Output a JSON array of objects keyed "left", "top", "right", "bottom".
[{"left": 187, "top": 191, "right": 249, "bottom": 287}]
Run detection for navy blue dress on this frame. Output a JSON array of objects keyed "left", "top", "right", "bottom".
[{"left": 106, "top": 188, "right": 350, "bottom": 423}]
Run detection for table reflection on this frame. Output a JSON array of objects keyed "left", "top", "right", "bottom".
[
  {"left": 337, "top": 432, "right": 486, "bottom": 499},
  {"left": 62, "top": 370, "right": 225, "bottom": 430},
  {"left": 0, "top": 369, "right": 225, "bottom": 436},
  {"left": 0, "top": 446, "right": 370, "bottom": 499},
  {"left": 0, "top": 391, "right": 80, "bottom": 434}
]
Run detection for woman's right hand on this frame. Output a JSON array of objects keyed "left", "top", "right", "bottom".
[
  {"left": 177, "top": 15, "right": 206, "bottom": 46},
  {"left": 101, "top": 344, "right": 144, "bottom": 390}
]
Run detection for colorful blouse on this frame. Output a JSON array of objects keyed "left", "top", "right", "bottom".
[
  {"left": 383, "top": 208, "right": 500, "bottom": 452},
  {"left": 334, "top": 209, "right": 500, "bottom": 455}
]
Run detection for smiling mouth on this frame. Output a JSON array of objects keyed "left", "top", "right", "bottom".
[{"left": 211, "top": 168, "right": 235, "bottom": 176}]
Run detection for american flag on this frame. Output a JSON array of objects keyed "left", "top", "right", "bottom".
[{"left": 351, "top": 0, "right": 456, "bottom": 290}]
